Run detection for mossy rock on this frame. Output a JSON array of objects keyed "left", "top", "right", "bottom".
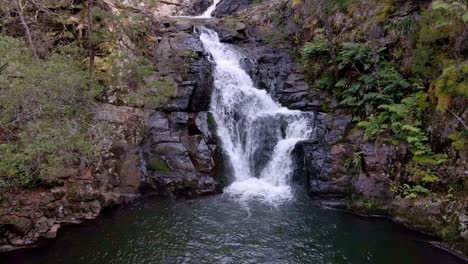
[
  {"left": 148, "top": 157, "right": 171, "bottom": 173},
  {"left": 207, "top": 112, "right": 217, "bottom": 132},
  {"left": 350, "top": 198, "right": 387, "bottom": 216}
]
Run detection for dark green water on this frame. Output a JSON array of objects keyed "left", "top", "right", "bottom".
[{"left": 0, "top": 192, "right": 463, "bottom": 264}]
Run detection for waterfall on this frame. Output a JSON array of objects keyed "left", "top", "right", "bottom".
[
  {"left": 199, "top": 28, "right": 314, "bottom": 203},
  {"left": 196, "top": 0, "right": 221, "bottom": 18}
]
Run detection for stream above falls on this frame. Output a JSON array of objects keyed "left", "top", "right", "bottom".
[{"left": 0, "top": 192, "right": 463, "bottom": 264}]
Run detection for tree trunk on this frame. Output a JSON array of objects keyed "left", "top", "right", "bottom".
[
  {"left": 87, "top": 0, "right": 95, "bottom": 80},
  {"left": 14, "top": 0, "right": 38, "bottom": 59},
  {"left": 319, "top": 0, "right": 338, "bottom": 78}
]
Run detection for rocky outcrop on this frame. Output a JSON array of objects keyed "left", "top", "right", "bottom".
[
  {"left": 0, "top": 103, "right": 146, "bottom": 252},
  {"left": 390, "top": 197, "right": 468, "bottom": 257},
  {"left": 122, "top": 0, "right": 213, "bottom": 17},
  {"left": 139, "top": 17, "right": 225, "bottom": 196},
  {"left": 142, "top": 111, "right": 222, "bottom": 196},
  {"left": 213, "top": 0, "right": 254, "bottom": 17}
]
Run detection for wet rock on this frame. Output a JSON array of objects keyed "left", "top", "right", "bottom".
[
  {"left": 142, "top": 110, "right": 222, "bottom": 196},
  {"left": 152, "top": 19, "right": 214, "bottom": 112},
  {"left": 213, "top": 0, "right": 254, "bottom": 17},
  {"left": 239, "top": 44, "right": 337, "bottom": 112},
  {"left": 41, "top": 224, "right": 60, "bottom": 239},
  {"left": 9, "top": 238, "right": 25, "bottom": 247}
]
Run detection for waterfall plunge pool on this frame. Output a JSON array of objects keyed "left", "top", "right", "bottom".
[
  {"left": 0, "top": 191, "right": 463, "bottom": 264},
  {"left": 1, "top": 23, "right": 462, "bottom": 264}
]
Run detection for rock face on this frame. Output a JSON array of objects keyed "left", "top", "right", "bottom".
[
  {"left": 140, "top": 17, "right": 224, "bottom": 196},
  {"left": 0, "top": 14, "right": 225, "bottom": 252},
  {"left": 0, "top": 103, "right": 146, "bottom": 252},
  {"left": 142, "top": 111, "right": 221, "bottom": 196},
  {"left": 138, "top": 0, "right": 213, "bottom": 16},
  {"left": 213, "top": 0, "right": 254, "bottom": 17}
]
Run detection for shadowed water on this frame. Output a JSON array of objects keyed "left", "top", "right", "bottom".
[{"left": 0, "top": 192, "right": 463, "bottom": 264}]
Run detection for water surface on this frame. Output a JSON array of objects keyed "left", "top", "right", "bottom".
[{"left": 0, "top": 192, "right": 463, "bottom": 264}]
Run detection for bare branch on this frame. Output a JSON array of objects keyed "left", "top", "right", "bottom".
[
  {"left": 13, "top": 0, "right": 39, "bottom": 59},
  {"left": 444, "top": 106, "right": 468, "bottom": 130}
]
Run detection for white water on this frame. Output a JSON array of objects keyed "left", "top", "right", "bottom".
[
  {"left": 196, "top": 0, "right": 221, "bottom": 18},
  {"left": 199, "top": 28, "right": 314, "bottom": 204}
]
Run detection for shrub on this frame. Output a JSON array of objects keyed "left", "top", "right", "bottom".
[
  {"left": 303, "top": 40, "right": 409, "bottom": 114},
  {"left": 396, "top": 183, "right": 431, "bottom": 199},
  {"left": 0, "top": 35, "right": 103, "bottom": 189}
]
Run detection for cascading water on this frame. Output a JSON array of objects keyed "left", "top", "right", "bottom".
[
  {"left": 199, "top": 28, "right": 315, "bottom": 203},
  {"left": 196, "top": 0, "right": 220, "bottom": 18}
]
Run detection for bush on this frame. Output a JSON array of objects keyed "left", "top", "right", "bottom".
[
  {"left": 0, "top": 40, "right": 100, "bottom": 124},
  {"left": 0, "top": 35, "right": 102, "bottom": 189},
  {"left": 412, "top": 0, "right": 467, "bottom": 82},
  {"left": 303, "top": 40, "right": 409, "bottom": 115},
  {"left": 395, "top": 183, "right": 431, "bottom": 199}
]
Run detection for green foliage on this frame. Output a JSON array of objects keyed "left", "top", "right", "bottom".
[
  {"left": 303, "top": 38, "right": 329, "bottom": 58},
  {"left": 396, "top": 183, "right": 431, "bottom": 199},
  {"left": 359, "top": 92, "right": 448, "bottom": 168},
  {"left": 335, "top": 44, "right": 409, "bottom": 113},
  {"left": 303, "top": 40, "right": 409, "bottom": 114},
  {"left": 377, "top": 0, "right": 397, "bottom": 22},
  {"left": 406, "top": 161, "right": 441, "bottom": 183},
  {"left": 0, "top": 38, "right": 100, "bottom": 124},
  {"left": 345, "top": 150, "right": 363, "bottom": 172},
  {"left": 302, "top": 37, "right": 329, "bottom": 79},
  {"left": 66, "top": 183, "right": 79, "bottom": 202},
  {"left": 412, "top": 0, "right": 467, "bottom": 82},
  {"left": 357, "top": 114, "right": 389, "bottom": 140},
  {"left": 0, "top": 35, "right": 103, "bottom": 189},
  {"left": 301, "top": 0, "right": 466, "bottom": 199},
  {"left": 448, "top": 129, "right": 468, "bottom": 151},
  {"left": 207, "top": 112, "right": 217, "bottom": 131},
  {"left": 122, "top": 79, "right": 176, "bottom": 109},
  {"left": 143, "top": 79, "right": 177, "bottom": 109},
  {"left": 432, "top": 63, "right": 468, "bottom": 111},
  {"left": 378, "top": 93, "right": 431, "bottom": 158}
]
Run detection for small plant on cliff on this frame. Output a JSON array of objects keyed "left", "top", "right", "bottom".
[
  {"left": 448, "top": 129, "right": 468, "bottom": 151},
  {"left": 303, "top": 40, "right": 409, "bottom": 115},
  {"left": 397, "top": 183, "right": 431, "bottom": 199},
  {"left": 344, "top": 150, "right": 363, "bottom": 174}
]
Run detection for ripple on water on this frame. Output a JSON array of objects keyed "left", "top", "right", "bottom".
[{"left": 0, "top": 193, "right": 464, "bottom": 264}]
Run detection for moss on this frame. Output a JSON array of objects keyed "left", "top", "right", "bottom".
[
  {"left": 351, "top": 198, "right": 386, "bottom": 215},
  {"left": 149, "top": 157, "right": 171, "bottom": 173},
  {"left": 66, "top": 183, "right": 79, "bottom": 202},
  {"left": 432, "top": 63, "right": 468, "bottom": 111},
  {"left": 207, "top": 112, "right": 217, "bottom": 132},
  {"left": 183, "top": 50, "right": 199, "bottom": 59},
  {"left": 377, "top": 0, "right": 397, "bottom": 22},
  {"left": 448, "top": 130, "right": 468, "bottom": 151}
]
